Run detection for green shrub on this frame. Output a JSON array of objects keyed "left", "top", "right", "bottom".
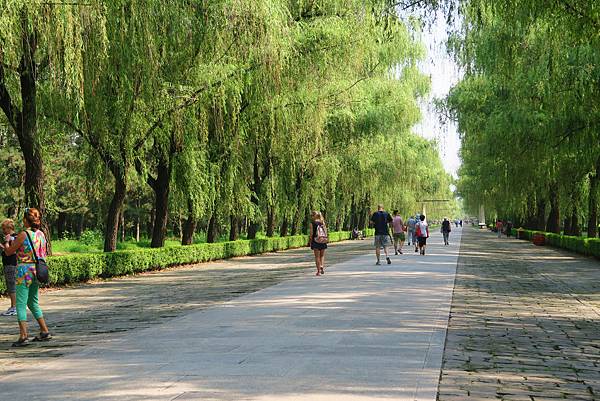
[
  {"left": 0, "top": 229, "right": 365, "bottom": 293},
  {"left": 513, "top": 228, "right": 600, "bottom": 259},
  {"left": 79, "top": 229, "right": 103, "bottom": 246}
]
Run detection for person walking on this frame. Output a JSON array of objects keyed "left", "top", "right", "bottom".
[
  {"left": 370, "top": 205, "right": 392, "bottom": 265},
  {"left": 441, "top": 217, "right": 451, "bottom": 246},
  {"left": 1, "top": 219, "right": 17, "bottom": 316},
  {"left": 407, "top": 215, "right": 417, "bottom": 249},
  {"left": 505, "top": 221, "right": 513, "bottom": 237},
  {"left": 391, "top": 210, "right": 405, "bottom": 255},
  {"left": 308, "top": 211, "right": 327, "bottom": 276},
  {"left": 416, "top": 214, "right": 429, "bottom": 255},
  {"left": 496, "top": 219, "right": 503, "bottom": 238},
  {"left": 0, "top": 208, "right": 52, "bottom": 347}
]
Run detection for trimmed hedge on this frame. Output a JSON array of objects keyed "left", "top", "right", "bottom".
[
  {"left": 1, "top": 229, "right": 374, "bottom": 293},
  {"left": 511, "top": 228, "right": 600, "bottom": 258}
]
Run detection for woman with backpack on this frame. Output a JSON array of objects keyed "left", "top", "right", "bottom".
[
  {"left": 415, "top": 214, "right": 429, "bottom": 256},
  {"left": 308, "top": 211, "right": 328, "bottom": 276},
  {"left": 0, "top": 208, "right": 52, "bottom": 347}
]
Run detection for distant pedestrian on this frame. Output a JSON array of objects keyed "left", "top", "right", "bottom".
[
  {"left": 441, "top": 217, "right": 451, "bottom": 246},
  {"left": 496, "top": 220, "right": 503, "bottom": 238},
  {"left": 308, "top": 211, "right": 327, "bottom": 276},
  {"left": 1, "top": 219, "right": 17, "bottom": 316},
  {"left": 416, "top": 214, "right": 429, "bottom": 255},
  {"left": 370, "top": 205, "right": 392, "bottom": 265},
  {"left": 505, "top": 221, "right": 513, "bottom": 237},
  {"left": 459, "top": 220, "right": 463, "bottom": 227},
  {"left": 0, "top": 208, "right": 51, "bottom": 347},
  {"left": 407, "top": 215, "right": 417, "bottom": 249},
  {"left": 391, "top": 210, "right": 405, "bottom": 255}
]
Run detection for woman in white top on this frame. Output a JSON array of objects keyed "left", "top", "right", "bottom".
[{"left": 416, "top": 214, "right": 429, "bottom": 256}]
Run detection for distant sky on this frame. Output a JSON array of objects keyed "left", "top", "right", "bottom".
[{"left": 413, "top": 11, "right": 462, "bottom": 178}]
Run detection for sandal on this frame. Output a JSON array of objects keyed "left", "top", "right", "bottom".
[
  {"left": 12, "top": 337, "right": 30, "bottom": 347},
  {"left": 32, "top": 332, "right": 52, "bottom": 342}
]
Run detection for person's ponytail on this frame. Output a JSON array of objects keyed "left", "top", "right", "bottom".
[{"left": 24, "top": 207, "right": 42, "bottom": 230}]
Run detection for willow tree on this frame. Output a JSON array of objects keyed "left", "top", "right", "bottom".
[
  {"left": 0, "top": 2, "right": 100, "bottom": 247},
  {"left": 448, "top": 0, "right": 600, "bottom": 233}
]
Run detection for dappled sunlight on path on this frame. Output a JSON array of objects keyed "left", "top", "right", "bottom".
[
  {"left": 438, "top": 228, "right": 600, "bottom": 401},
  {"left": 0, "top": 230, "right": 463, "bottom": 400}
]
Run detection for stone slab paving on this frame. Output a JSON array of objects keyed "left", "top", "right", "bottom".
[
  {"left": 438, "top": 228, "right": 600, "bottom": 401},
  {"left": 0, "top": 240, "right": 373, "bottom": 375},
  {"left": 0, "top": 229, "right": 462, "bottom": 400}
]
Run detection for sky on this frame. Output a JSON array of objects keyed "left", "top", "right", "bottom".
[{"left": 413, "top": 12, "right": 462, "bottom": 178}]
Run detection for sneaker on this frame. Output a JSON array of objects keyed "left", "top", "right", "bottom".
[
  {"left": 414, "top": 247, "right": 418, "bottom": 253},
  {"left": 399, "top": 250, "right": 403, "bottom": 254},
  {"left": 375, "top": 261, "right": 381, "bottom": 266},
  {"left": 394, "top": 251, "right": 398, "bottom": 256},
  {"left": 386, "top": 257, "right": 391, "bottom": 265},
  {"left": 2, "top": 307, "right": 16, "bottom": 316}
]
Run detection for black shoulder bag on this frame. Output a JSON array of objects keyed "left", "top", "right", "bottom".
[{"left": 25, "top": 231, "right": 49, "bottom": 284}]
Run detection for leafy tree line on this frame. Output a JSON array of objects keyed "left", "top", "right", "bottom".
[
  {"left": 445, "top": 0, "right": 600, "bottom": 237},
  {"left": 0, "top": 1, "right": 454, "bottom": 253}
]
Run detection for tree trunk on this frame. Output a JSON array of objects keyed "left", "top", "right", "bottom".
[
  {"left": 279, "top": 217, "right": 288, "bottom": 237},
  {"left": 76, "top": 213, "right": 84, "bottom": 238},
  {"left": 104, "top": 175, "right": 127, "bottom": 252},
  {"left": 182, "top": 199, "right": 196, "bottom": 245},
  {"left": 349, "top": 197, "right": 357, "bottom": 229},
  {"left": 570, "top": 207, "right": 580, "bottom": 237},
  {"left": 207, "top": 213, "right": 218, "bottom": 243},
  {"left": 266, "top": 207, "right": 275, "bottom": 237},
  {"left": 247, "top": 153, "right": 262, "bottom": 239},
  {"left": 229, "top": 215, "right": 239, "bottom": 241},
  {"left": 120, "top": 211, "right": 126, "bottom": 242},
  {"left": 135, "top": 217, "right": 140, "bottom": 242},
  {"left": 587, "top": 165, "right": 599, "bottom": 238},
  {"left": 290, "top": 172, "right": 303, "bottom": 236},
  {"left": 302, "top": 207, "right": 310, "bottom": 235},
  {"left": 535, "top": 197, "right": 546, "bottom": 231},
  {"left": 0, "top": 18, "right": 51, "bottom": 253},
  {"left": 563, "top": 217, "right": 571, "bottom": 235},
  {"left": 56, "top": 211, "right": 67, "bottom": 239},
  {"left": 150, "top": 156, "right": 171, "bottom": 248},
  {"left": 147, "top": 207, "right": 155, "bottom": 239},
  {"left": 357, "top": 195, "right": 369, "bottom": 230},
  {"left": 524, "top": 197, "right": 537, "bottom": 230},
  {"left": 546, "top": 184, "right": 560, "bottom": 234}
]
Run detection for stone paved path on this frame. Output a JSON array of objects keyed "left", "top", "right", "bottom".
[
  {"left": 0, "top": 230, "right": 462, "bottom": 400},
  {"left": 0, "top": 239, "right": 372, "bottom": 376},
  {"left": 438, "top": 228, "right": 600, "bottom": 401}
]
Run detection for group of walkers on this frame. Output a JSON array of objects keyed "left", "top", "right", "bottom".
[
  {"left": 308, "top": 205, "right": 461, "bottom": 274},
  {"left": 1, "top": 208, "right": 52, "bottom": 347},
  {"left": 495, "top": 219, "right": 513, "bottom": 238},
  {"left": 1, "top": 206, "right": 457, "bottom": 344}
]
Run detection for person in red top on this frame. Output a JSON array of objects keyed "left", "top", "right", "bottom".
[{"left": 496, "top": 220, "right": 503, "bottom": 238}]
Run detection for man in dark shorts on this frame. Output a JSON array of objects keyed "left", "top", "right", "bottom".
[{"left": 370, "top": 204, "right": 392, "bottom": 265}]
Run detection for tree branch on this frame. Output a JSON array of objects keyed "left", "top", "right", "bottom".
[
  {"left": 134, "top": 65, "right": 254, "bottom": 151},
  {"left": 557, "top": 0, "right": 600, "bottom": 30},
  {"left": 0, "top": 63, "right": 20, "bottom": 132}
]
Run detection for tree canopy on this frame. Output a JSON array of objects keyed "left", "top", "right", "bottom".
[
  {"left": 446, "top": 0, "right": 600, "bottom": 236},
  {"left": 0, "top": 1, "right": 455, "bottom": 251}
]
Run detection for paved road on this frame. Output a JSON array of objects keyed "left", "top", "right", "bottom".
[
  {"left": 438, "top": 228, "right": 600, "bottom": 401},
  {"left": 0, "top": 239, "right": 373, "bottom": 375},
  {"left": 0, "top": 230, "right": 462, "bottom": 400}
]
